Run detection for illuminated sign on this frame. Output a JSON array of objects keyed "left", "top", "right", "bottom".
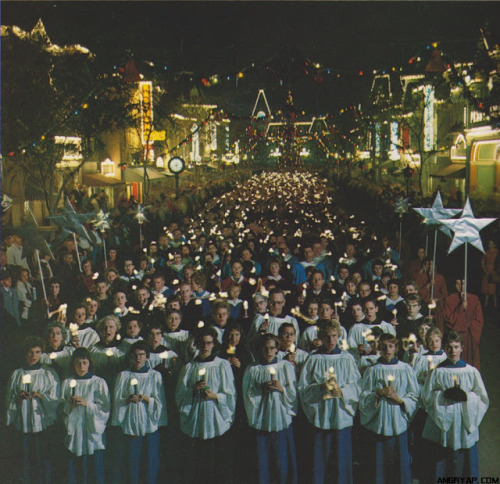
[{"left": 140, "top": 81, "right": 153, "bottom": 144}]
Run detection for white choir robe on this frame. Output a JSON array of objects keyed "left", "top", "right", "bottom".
[
  {"left": 248, "top": 314, "right": 300, "bottom": 347},
  {"left": 40, "top": 346, "right": 75, "bottom": 380},
  {"left": 298, "top": 351, "right": 361, "bottom": 430},
  {"left": 118, "top": 336, "right": 143, "bottom": 354},
  {"left": 175, "top": 357, "right": 236, "bottom": 439},
  {"left": 61, "top": 375, "right": 110, "bottom": 456},
  {"left": 6, "top": 366, "right": 60, "bottom": 433},
  {"left": 347, "top": 321, "right": 396, "bottom": 348},
  {"left": 112, "top": 368, "right": 167, "bottom": 436},
  {"left": 422, "top": 363, "right": 489, "bottom": 451},
  {"left": 358, "top": 354, "right": 382, "bottom": 375},
  {"left": 148, "top": 350, "right": 179, "bottom": 370},
  {"left": 359, "top": 360, "right": 419, "bottom": 436},
  {"left": 402, "top": 344, "right": 425, "bottom": 364},
  {"left": 413, "top": 352, "right": 447, "bottom": 387},
  {"left": 66, "top": 327, "right": 100, "bottom": 348},
  {"left": 211, "top": 325, "right": 226, "bottom": 344},
  {"left": 299, "top": 324, "right": 347, "bottom": 353},
  {"left": 163, "top": 330, "right": 190, "bottom": 359},
  {"left": 242, "top": 360, "right": 297, "bottom": 432},
  {"left": 277, "top": 349, "right": 309, "bottom": 378}
]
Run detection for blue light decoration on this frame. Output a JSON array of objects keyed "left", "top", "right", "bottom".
[
  {"left": 389, "top": 121, "right": 400, "bottom": 161},
  {"left": 424, "top": 85, "right": 435, "bottom": 152},
  {"left": 375, "top": 123, "right": 381, "bottom": 156}
]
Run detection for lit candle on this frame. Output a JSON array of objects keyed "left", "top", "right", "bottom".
[
  {"left": 116, "top": 334, "right": 121, "bottom": 341},
  {"left": 392, "top": 309, "right": 398, "bottom": 318},
  {"left": 453, "top": 375, "right": 458, "bottom": 387},
  {"left": 243, "top": 301, "right": 249, "bottom": 317},
  {"left": 69, "top": 379, "right": 77, "bottom": 396},
  {"left": 387, "top": 375, "right": 395, "bottom": 387},
  {"left": 289, "top": 343, "right": 296, "bottom": 354},
  {"left": 21, "top": 374, "right": 32, "bottom": 392},
  {"left": 130, "top": 377, "right": 139, "bottom": 395},
  {"left": 159, "top": 350, "right": 169, "bottom": 360},
  {"left": 60, "top": 304, "right": 67, "bottom": 321},
  {"left": 69, "top": 323, "right": 79, "bottom": 337},
  {"left": 341, "top": 339, "right": 350, "bottom": 351},
  {"left": 197, "top": 321, "right": 205, "bottom": 329},
  {"left": 328, "top": 366, "right": 336, "bottom": 379},
  {"left": 408, "top": 333, "right": 417, "bottom": 344},
  {"left": 198, "top": 368, "right": 207, "bottom": 382},
  {"left": 195, "top": 298, "right": 202, "bottom": 306},
  {"left": 428, "top": 299, "right": 437, "bottom": 310},
  {"left": 49, "top": 352, "right": 57, "bottom": 361},
  {"left": 269, "top": 366, "right": 276, "bottom": 381},
  {"left": 105, "top": 349, "right": 113, "bottom": 363},
  {"left": 302, "top": 289, "right": 307, "bottom": 298},
  {"left": 227, "top": 345, "right": 236, "bottom": 355},
  {"left": 427, "top": 355, "right": 434, "bottom": 370}
]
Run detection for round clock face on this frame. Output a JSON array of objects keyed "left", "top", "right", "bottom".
[{"left": 168, "top": 157, "right": 185, "bottom": 174}]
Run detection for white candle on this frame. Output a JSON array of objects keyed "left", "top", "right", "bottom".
[
  {"left": 227, "top": 345, "right": 236, "bottom": 355},
  {"left": 243, "top": 301, "right": 249, "bottom": 310},
  {"left": 70, "top": 379, "right": 77, "bottom": 396},
  {"left": 453, "top": 375, "right": 458, "bottom": 387},
  {"left": 427, "top": 355, "right": 434, "bottom": 370},
  {"left": 269, "top": 366, "right": 276, "bottom": 381},
  {"left": 197, "top": 321, "right": 205, "bottom": 329},
  {"left": 130, "top": 377, "right": 139, "bottom": 395},
  {"left": 49, "top": 352, "right": 57, "bottom": 360},
  {"left": 22, "top": 374, "right": 32, "bottom": 392},
  {"left": 387, "top": 375, "right": 395, "bottom": 386},
  {"left": 69, "top": 323, "right": 79, "bottom": 336},
  {"left": 328, "top": 366, "right": 335, "bottom": 379},
  {"left": 159, "top": 351, "right": 169, "bottom": 359},
  {"left": 289, "top": 343, "right": 296, "bottom": 354},
  {"left": 105, "top": 348, "right": 113, "bottom": 358},
  {"left": 198, "top": 368, "right": 207, "bottom": 381}
]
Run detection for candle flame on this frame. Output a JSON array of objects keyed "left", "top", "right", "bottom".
[
  {"left": 269, "top": 366, "right": 276, "bottom": 376},
  {"left": 197, "top": 321, "right": 205, "bottom": 328},
  {"left": 159, "top": 351, "right": 169, "bottom": 359},
  {"left": 227, "top": 345, "right": 236, "bottom": 355},
  {"left": 289, "top": 343, "right": 296, "bottom": 353},
  {"left": 198, "top": 368, "right": 206, "bottom": 377},
  {"left": 130, "top": 378, "right": 138, "bottom": 386},
  {"left": 243, "top": 301, "right": 249, "bottom": 310},
  {"left": 22, "top": 374, "right": 32, "bottom": 385},
  {"left": 105, "top": 349, "right": 113, "bottom": 357},
  {"left": 69, "top": 379, "right": 77, "bottom": 388},
  {"left": 49, "top": 352, "right": 57, "bottom": 360}
]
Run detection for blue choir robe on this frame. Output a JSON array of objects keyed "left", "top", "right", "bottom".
[
  {"left": 242, "top": 360, "right": 297, "bottom": 432},
  {"left": 112, "top": 368, "right": 167, "bottom": 436},
  {"left": 175, "top": 357, "right": 236, "bottom": 439},
  {"left": 422, "top": 361, "right": 489, "bottom": 451},
  {"left": 6, "top": 365, "right": 60, "bottom": 433},
  {"left": 61, "top": 375, "right": 110, "bottom": 456}
]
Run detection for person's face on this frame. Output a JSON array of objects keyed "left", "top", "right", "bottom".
[
  {"left": 74, "top": 308, "right": 86, "bottom": 325},
  {"left": 359, "top": 284, "right": 371, "bottom": 298},
  {"left": 455, "top": 280, "right": 465, "bottom": 295},
  {"left": 417, "top": 248, "right": 426, "bottom": 260},
  {"left": 48, "top": 326, "right": 63, "bottom": 349},
  {"left": 352, "top": 272, "right": 362, "bottom": 284},
  {"left": 320, "top": 303, "right": 334, "bottom": 320},
  {"left": 346, "top": 281, "right": 357, "bottom": 295},
  {"left": 139, "top": 259, "right": 148, "bottom": 270},
  {"left": 20, "top": 271, "right": 29, "bottom": 283},
  {"left": 229, "top": 285, "right": 241, "bottom": 300},
  {"left": 64, "top": 253, "right": 73, "bottom": 265},
  {"left": 179, "top": 284, "right": 192, "bottom": 301},
  {"left": 173, "top": 253, "right": 182, "bottom": 264},
  {"left": 373, "top": 264, "right": 383, "bottom": 277},
  {"left": 346, "top": 245, "right": 355, "bottom": 258},
  {"left": 148, "top": 328, "right": 163, "bottom": 348},
  {"left": 322, "top": 330, "right": 339, "bottom": 352},
  {"left": 269, "top": 262, "right": 280, "bottom": 277},
  {"left": 109, "top": 249, "right": 117, "bottom": 260},
  {"left": 269, "top": 294, "right": 286, "bottom": 315},
  {"left": 351, "top": 304, "right": 364, "bottom": 321},
  {"left": 153, "top": 278, "right": 164, "bottom": 292},
  {"left": 106, "top": 271, "right": 118, "bottom": 284},
  {"left": 256, "top": 299, "right": 268, "bottom": 314},
  {"left": 198, "top": 335, "right": 215, "bottom": 359},
  {"left": 82, "top": 261, "right": 92, "bottom": 275},
  {"left": 97, "top": 282, "right": 108, "bottom": 296},
  {"left": 388, "top": 283, "right": 399, "bottom": 297},
  {"left": 86, "top": 300, "right": 99, "bottom": 316},
  {"left": 215, "top": 307, "right": 229, "bottom": 327},
  {"left": 261, "top": 339, "right": 279, "bottom": 363},
  {"left": 173, "top": 230, "right": 182, "bottom": 241},
  {"left": 428, "top": 334, "right": 442, "bottom": 352},
  {"left": 74, "top": 357, "right": 90, "bottom": 377},
  {"left": 407, "top": 301, "right": 421, "bottom": 317},
  {"left": 418, "top": 323, "right": 431, "bottom": 342},
  {"left": 137, "top": 289, "right": 149, "bottom": 305},
  {"left": 228, "top": 329, "right": 241, "bottom": 347},
  {"left": 242, "top": 249, "right": 251, "bottom": 261},
  {"left": 279, "top": 327, "right": 296, "bottom": 349},
  {"left": 130, "top": 349, "right": 148, "bottom": 370},
  {"left": 26, "top": 346, "right": 42, "bottom": 366},
  {"left": 126, "top": 320, "right": 141, "bottom": 338},
  {"left": 339, "top": 268, "right": 349, "bottom": 280},
  {"left": 380, "top": 340, "right": 397, "bottom": 362},
  {"left": 312, "top": 243, "right": 322, "bottom": 257},
  {"left": 124, "top": 261, "right": 134, "bottom": 275},
  {"left": 166, "top": 312, "right": 181, "bottom": 332},
  {"left": 445, "top": 340, "right": 462, "bottom": 363},
  {"left": 304, "top": 247, "right": 314, "bottom": 262},
  {"left": 113, "top": 292, "right": 127, "bottom": 308},
  {"left": 311, "top": 272, "right": 325, "bottom": 290},
  {"left": 232, "top": 263, "right": 242, "bottom": 278},
  {"left": 208, "top": 244, "right": 217, "bottom": 256},
  {"left": 1, "top": 276, "right": 12, "bottom": 288},
  {"left": 364, "top": 301, "right": 378, "bottom": 321},
  {"left": 307, "top": 303, "right": 319, "bottom": 318},
  {"left": 159, "top": 235, "right": 168, "bottom": 247},
  {"left": 101, "top": 320, "right": 117, "bottom": 343},
  {"left": 405, "top": 284, "right": 418, "bottom": 296},
  {"left": 425, "top": 260, "right": 433, "bottom": 273}
]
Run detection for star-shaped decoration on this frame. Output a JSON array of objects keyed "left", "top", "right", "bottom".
[
  {"left": 412, "top": 191, "right": 461, "bottom": 237},
  {"left": 135, "top": 204, "right": 148, "bottom": 224},
  {"left": 394, "top": 197, "right": 410, "bottom": 217},
  {"left": 1, "top": 194, "right": 13, "bottom": 212},
  {"left": 48, "top": 201, "right": 94, "bottom": 243},
  {"left": 91, "top": 210, "right": 111, "bottom": 232},
  {"left": 437, "top": 197, "right": 497, "bottom": 253}
]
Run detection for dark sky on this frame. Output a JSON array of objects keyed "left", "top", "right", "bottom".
[{"left": 2, "top": 2, "right": 499, "bottom": 114}]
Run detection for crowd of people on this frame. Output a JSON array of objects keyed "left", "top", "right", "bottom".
[{"left": 0, "top": 171, "right": 490, "bottom": 484}]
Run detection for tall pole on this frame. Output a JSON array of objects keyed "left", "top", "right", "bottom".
[
  {"left": 431, "top": 229, "right": 438, "bottom": 300},
  {"left": 464, "top": 242, "right": 468, "bottom": 303}
]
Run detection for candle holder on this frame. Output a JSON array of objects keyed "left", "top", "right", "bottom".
[
  {"left": 323, "top": 367, "right": 340, "bottom": 400},
  {"left": 70, "top": 379, "right": 77, "bottom": 396},
  {"left": 130, "top": 377, "right": 139, "bottom": 395}
]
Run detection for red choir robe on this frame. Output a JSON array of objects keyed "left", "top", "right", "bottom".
[{"left": 443, "top": 292, "right": 483, "bottom": 370}]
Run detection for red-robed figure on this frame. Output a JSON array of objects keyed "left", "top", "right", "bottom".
[{"left": 443, "top": 279, "right": 483, "bottom": 370}]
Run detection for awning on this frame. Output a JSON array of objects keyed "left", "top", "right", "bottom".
[
  {"left": 82, "top": 173, "right": 125, "bottom": 187},
  {"left": 122, "top": 166, "right": 169, "bottom": 183},
  {"left": 430, "top": 163, "right": 466, "bottom": 178}
]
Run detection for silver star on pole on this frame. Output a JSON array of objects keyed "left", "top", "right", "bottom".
[
  {"left": 394, "top": 197, "right": 410, "bottom": 217},
  {"left": 135, "top": 204, "right": 148, "bottom": 224},
  {"left": 1, "top": 194, "right": 13, "bottom": 212},
  {"left": 437, "top": 197, "right": 497, "bottom": 253},
  {"left": 412, "top": 191, "right": 461, "bottom": 237},
  {"left": 91, "top": 210, "right": 111, "bottom": 232},
  {"left": 48, "top": 201, "right": 94, "bottom": 243}
]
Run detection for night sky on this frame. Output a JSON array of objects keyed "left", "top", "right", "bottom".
[{"left": 2, "top": 2, "right": 499, "bottom": 114}]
